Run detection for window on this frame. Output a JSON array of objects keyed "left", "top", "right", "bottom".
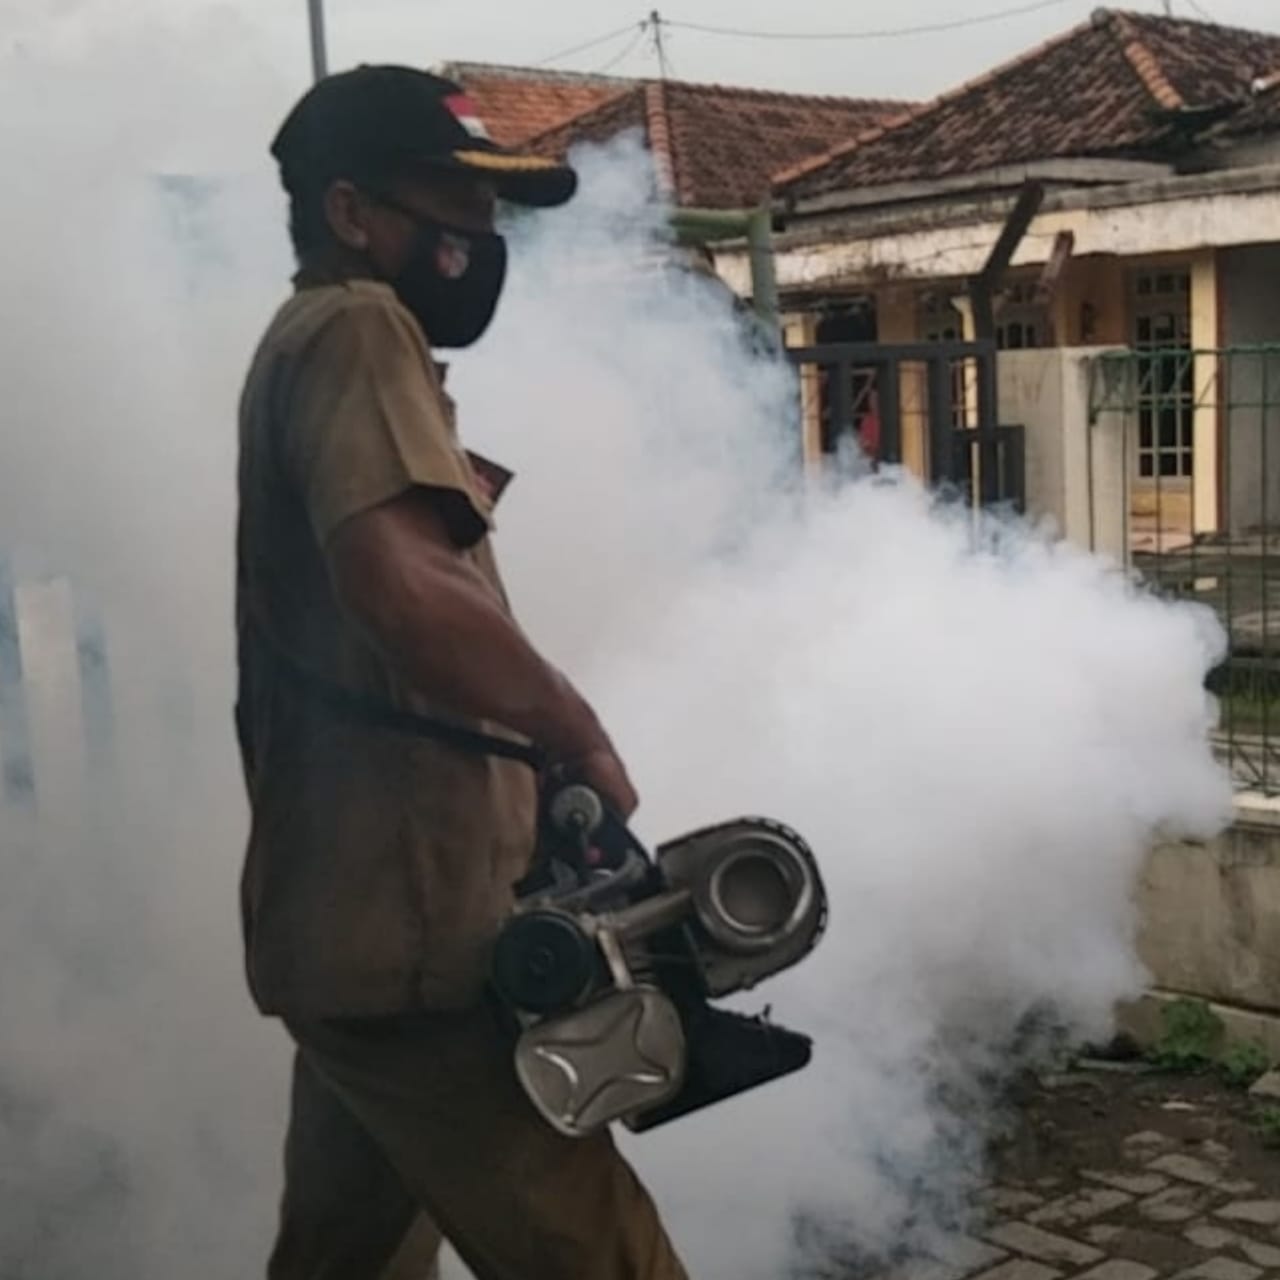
[
  {"left": 995, "top": 280, "right": 1048, "bottom": 351},
  {"left": 1131, "top": 269, "right": 1193, "bottom": 480}
]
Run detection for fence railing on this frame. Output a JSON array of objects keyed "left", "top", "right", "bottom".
[
  {"left": 788, "top": 339, "right": 1026, "bottom": 512},
  {"left": 0, "top": 561, "right": 112, "bottom": 817},
  {"left": 1089, "top": 344, "right": 1280, "bottom": 794}
]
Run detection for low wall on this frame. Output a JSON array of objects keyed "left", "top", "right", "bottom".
[
  {"left": 1136, "top": 794, "right": 1280, "bottom": 1013},
  {"left": 997, "top": 346, "right": 1127, "bottom": 561},
  {"left": 1120, "top": 793, "right": 1280, "bottom": 1048}
]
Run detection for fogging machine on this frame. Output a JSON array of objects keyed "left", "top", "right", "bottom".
[{"left": 491, "top": 781, "right": 827, "bottom": 1137}]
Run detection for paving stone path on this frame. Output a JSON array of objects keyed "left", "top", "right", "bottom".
[{"left": 879, "top": 1069, "right": 1280, "bottom": 1280}]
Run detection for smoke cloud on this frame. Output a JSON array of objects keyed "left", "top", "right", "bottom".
[
  {"left": 452, "top": 139, "right": 1233, "bottom": 1277},
  {"left": 0, "top": 8, "right": 1232, "bottom": 1280}
]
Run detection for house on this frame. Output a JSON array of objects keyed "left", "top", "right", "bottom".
[
  {"left": 703, "top": 9, "right": 1280, "bottom": 545},
  {"left": 522, "top": 77, "right": 907, "bottom": 211},
  {"left": 437, "top": 61, "right": 909, "bottom": 211},
  {"left": 434, "top": 62, "right": 629, "bottom": 148}
]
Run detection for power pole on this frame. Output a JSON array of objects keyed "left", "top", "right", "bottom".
[
  {"left": 1162, "top": 0, "right": 1173, "bottom": 14},
  {"left": 649, "top": 9, "right": 670, "bottom": 79},
  {"left": 308, "top": 0, "right": 329, "bottom": 82}
]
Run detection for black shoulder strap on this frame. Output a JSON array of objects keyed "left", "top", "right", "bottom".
[{"left": 250, "top": 619, "right": 545, "bottom": 771}]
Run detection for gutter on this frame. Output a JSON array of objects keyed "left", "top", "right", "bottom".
[{"left": 669, "top": 204, "right": 780, "bottom": 332}]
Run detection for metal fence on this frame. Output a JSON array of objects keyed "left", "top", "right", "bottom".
[
  {"left": 0, "top": 560, "right": 112, "bottom": 817},
  {"left": 789, "top": 339, "right": 1027, "bottom": 511},
  {"left": 1089, "top": 344, "right": 1280, "bottom": 794}
]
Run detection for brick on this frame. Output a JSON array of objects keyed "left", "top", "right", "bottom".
[
  {"left": 890, "top": 1259, "right": 977, "bottom": 1280},
  {"left": 984, "top": 1188, "right": 1047, "bottom": 1217},
  {"left": 1197, "top": 1141, "right": 1233, "bottom": 1169},
  {"left": 983, "top": 1223, "right": 1103, "bottom": 1268},
  {"left": 970, "top": 1261, "right": 1062, "bottom": 1280},
  {"left": 1214, "top": 1201, "right": 1280, "bottom": 1227},
  {"left": 1028, "top": 1189, "right": 1132, "bottom": 1229},
  {"left": 1083, "top": 1170, "right": 1170, "bottom": 1196},
  {"left": 1138, "top": 1185, "right": 1217, "bottom": 1223},
  {"left": 1185, "top": 1223, "right": 1280, "bottom": 1269},
  {"left": 925, "top": 1236, "right": 1009, "bottom": 1278},
  {"left": 1186, "top": 1224, "right": 1242, "bottom": 1252},
  {"left": 1170, "top": 1258, "right": 1263, "bottom": 1280},
  {"left": 1216, "top": 1182, "right": 1258, "bottom": 1199},
  {"left": 1081, "top": 1225, "right": 1213, "bottom": 1272},
  {"left": 1234, "top": 1238, "right": 1280, "bottom": 1268},
  {"left": 1151, "top": 1153, "right": 1230, "bottom": 1187},
  {"left": 1122, "top": 1130, "right": 1179, "bottom": 1164},
  {"left": 1074, "top": 1262, "right": 1158, "bottom": 1280},
  {"left": 1083, "top": 1226, "right": 1124, "bottom": 1246}
]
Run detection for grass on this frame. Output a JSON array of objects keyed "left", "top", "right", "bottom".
[
  {"left": 1148, "top": 998, "right": 1224, "bottom": 1072},
  {"left": 1145, "top": 999, "right": 1276, "bottom": 1092},
  {"left": 1220, "top": 1041, "right": 1272, "bottom": 1089}
]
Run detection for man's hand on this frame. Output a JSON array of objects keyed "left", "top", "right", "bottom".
[{"left": 561, "top": 744, "right": 639, "bottom": 820}]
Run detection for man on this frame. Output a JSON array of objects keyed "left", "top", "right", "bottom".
[{"left": 236, "top": 65, "right": 689, "bottom": 1280}]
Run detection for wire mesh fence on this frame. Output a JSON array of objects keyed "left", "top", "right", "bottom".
[{"left": 1089, "top": 343, "right": 1280, "bottom": 794}]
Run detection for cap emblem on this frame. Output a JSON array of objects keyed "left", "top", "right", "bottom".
[{"left": 444, "top": 93, "right": 493, "bottom": 142}]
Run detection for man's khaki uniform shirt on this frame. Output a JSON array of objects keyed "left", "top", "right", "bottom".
[{"left": 235, "top": 278, "right": 537, "bottom": 1017}]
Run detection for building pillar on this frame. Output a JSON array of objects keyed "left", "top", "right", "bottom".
[
  {"left": 782, "top": 311, "right": 822, "bottom": 468},
  {"left": 1190, "top": 249, "right": 1221, "bottom": 535}
]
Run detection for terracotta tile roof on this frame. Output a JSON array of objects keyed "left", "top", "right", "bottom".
[
  {"left": 1124, "top": 12, "right": 1280, "bottom": 108},
  {"left": 778, "top": 8, "right": 1280, "bottom": 201},
  {"left": 521, "top": 79, "right": 908, "bottom": 209},
  {"left": 1204, "top": 70, "right": 1280, "bottom": 139},
  {"left": 435, "top": 62, "right": 630, "bottom": 147}
]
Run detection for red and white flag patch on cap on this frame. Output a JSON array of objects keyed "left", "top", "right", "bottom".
[{"left": 444, "top": 93, "right": 493, "bottom": 142}]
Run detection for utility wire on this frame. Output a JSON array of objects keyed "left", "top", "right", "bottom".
[
  {"left": 535, "top": 21, "right": 644, "bottom": 67},
  {"left": 660, "top": 0, "right": 1078, "bottom": 43},
  {"left": 1184, "top": 0, "right": 1216, "bottom": 21},
  {"left": 593, "top": 22, "right": 651, "bottom": 74}
]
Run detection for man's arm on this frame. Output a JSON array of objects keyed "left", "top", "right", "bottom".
[{"left": 326, "top": 487, "right": 638, "bottom": 815}]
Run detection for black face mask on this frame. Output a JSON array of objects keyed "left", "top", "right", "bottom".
[{"left": 373, "top": 196, "right": 508, "bottom": 349}]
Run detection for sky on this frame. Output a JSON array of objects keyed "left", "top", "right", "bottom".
[{"left": 303, "top": 0, "right": 1280, "bottom": 99}]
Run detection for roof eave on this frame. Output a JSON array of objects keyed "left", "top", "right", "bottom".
[{"left": 786, "top": 157, "right": 1176, "bottom": 219}]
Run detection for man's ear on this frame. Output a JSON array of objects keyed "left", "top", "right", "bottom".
[{"left": 323, "top": 180, "right": 372, "bottom": 252}]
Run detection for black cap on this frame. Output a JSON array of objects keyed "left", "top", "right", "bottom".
[{"left": 271, "top": 65, "right": 577, "bottom": 208}]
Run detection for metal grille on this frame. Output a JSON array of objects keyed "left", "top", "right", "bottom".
[
  {"left": 1089, "top": 344, "right": 1280, "bottom": 794},
  {"left": 1131, "top": 269, "right": 1194, "bottom": 481},
  {"left": 790, "top": 339, "right": 1026, "bottom": 513}
]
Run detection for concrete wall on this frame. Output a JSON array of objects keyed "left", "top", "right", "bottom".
[
  {"left": 1058, "top": 254, "right": 1129, "bottom": 348},
  {"left": 1136, "top": 794, "right": 1280, "bottom": 1016},
  {"left": 997, "top": 346, "right": 1127, "bottom": 560},
  {"left": 1220, "top": 244, "right": 1280, "bottom": 533}
]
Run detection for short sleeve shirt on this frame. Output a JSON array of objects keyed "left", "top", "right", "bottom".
[{"left": 235, "top": 278, "right": 538, "bottom": 1017}]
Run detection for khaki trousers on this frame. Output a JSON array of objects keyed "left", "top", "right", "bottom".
[{"left": 266, "top": 1003, "right": 689, "bottom": 1280}]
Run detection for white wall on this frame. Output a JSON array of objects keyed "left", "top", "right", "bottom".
[
  {"left": 1220, "top": 244, "right": 1280, "bottom": 533},
  {"left": 997, "top": 346, "right": 1128, "bottom": 562},
  {"left": 716, "top": 175, "right": 1280, "bottom": 297}
]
